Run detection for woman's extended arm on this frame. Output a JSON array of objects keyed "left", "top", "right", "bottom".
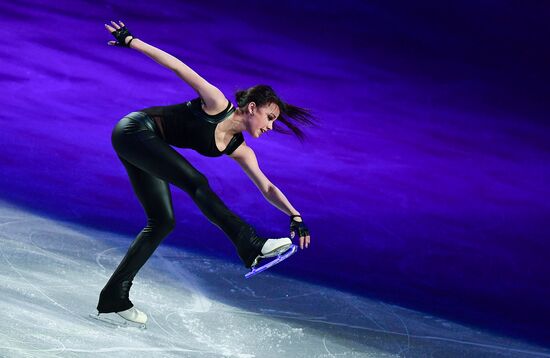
[
  {"left": 230, "top": 142, "right": 300, "bottom": 215},
  {"left": 104, "top": 21, "right": 225, "bottom": 109},
  {"left": 131, "top": 39, "right": 224, "bottom": 107}
]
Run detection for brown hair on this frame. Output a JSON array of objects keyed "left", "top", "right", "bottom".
[{"left": 235, "top": 85, "right": 318, "bottom": 142}]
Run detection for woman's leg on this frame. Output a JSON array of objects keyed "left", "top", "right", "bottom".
[
  {"left": 97, "top": 156, "right": 175, "bottom": 313},
  {"left": 101, "top": 114, "right": 265, "bottom": 312}
]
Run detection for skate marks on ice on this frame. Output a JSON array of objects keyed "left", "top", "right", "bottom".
[
  {"left": 0, "top": 206, "right": 233, "bottom": 357},
  {"left": 0, "top": 204, "right": 548, "bottom": 357}
]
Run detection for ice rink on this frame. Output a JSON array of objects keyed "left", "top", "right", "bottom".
[{"left": 1, "top": 201, "right": 548, "bottom": 357}]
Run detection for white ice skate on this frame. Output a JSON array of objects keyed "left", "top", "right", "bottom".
[
  {"left": 89, "top": 307, "right": 148, "bottom": 329},
  {"left": 246, "top": 237, "right": 297, "bottom": 279}
]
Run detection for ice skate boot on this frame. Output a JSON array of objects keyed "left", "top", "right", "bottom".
[
  {"left": 89, "top": 306, "right": 148, "bottom": 329},
  {"left": 91, "top": 279, "right": 147, "bottom": 329},
  {"left": 245, "top": 237, "right": 297, "bottom": 278}
]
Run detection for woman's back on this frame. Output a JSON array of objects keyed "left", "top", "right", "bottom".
[{"left": 139, "top": 97, "right": 244, "bottom": 157}]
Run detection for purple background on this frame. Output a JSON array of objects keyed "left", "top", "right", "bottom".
[{"left": 1, "top": 0, "right": 549, "bottom": 346}]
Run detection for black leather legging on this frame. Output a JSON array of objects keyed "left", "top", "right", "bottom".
[{"left": 97, "top": 112, "right": 266, "bottom": 313}]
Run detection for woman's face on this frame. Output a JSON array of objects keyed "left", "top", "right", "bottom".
[{"left": 248, "top": 102, "right": 280, "bottom": 138}]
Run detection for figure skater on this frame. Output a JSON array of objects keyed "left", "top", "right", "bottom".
[{"left": 94, "top": 21, "right": 314, "bottom": 326}]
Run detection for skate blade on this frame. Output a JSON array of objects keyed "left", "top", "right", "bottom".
[
  {"left": 246, "top": 244, "right": 297, "bottom": 279},
  {"left": 250, "top": 243, "right": 292, "bottom": 268},
  {"left": 88, "top": 312, "right": 147, "bottom": 330}
]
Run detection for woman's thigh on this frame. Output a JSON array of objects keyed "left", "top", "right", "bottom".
[{"left": 117, "top": 155, "right": 175, "bottom": 223}]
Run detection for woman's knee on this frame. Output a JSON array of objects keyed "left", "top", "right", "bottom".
[
  {"left": 191, "top": 171, "right": 209, "bottom": 187},
  {"left": 161, "top": 215, "right": 176, "bottom": 234},
  {"left": 148, "top": 215, "right": 176, "bottom": 234},
  {"left": 183, "top": 172, "right": 209, "bottom": 196}
]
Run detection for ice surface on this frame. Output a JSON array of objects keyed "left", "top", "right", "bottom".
[{"left": 0, "top": 201, "right": 548, "bottom": 358}]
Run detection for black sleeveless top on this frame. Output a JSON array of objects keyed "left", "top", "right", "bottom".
[{"left": 138, "top": 97, "right": 245, "bottom": 157}]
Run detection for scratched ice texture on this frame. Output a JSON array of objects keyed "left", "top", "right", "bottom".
[{"left": 0, "top": 202, "right": 549, "bottom": 357}]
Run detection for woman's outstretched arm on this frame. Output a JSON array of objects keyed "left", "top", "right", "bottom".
[{"left": 104, "top": 21, "right": 225, "bottom": 109}]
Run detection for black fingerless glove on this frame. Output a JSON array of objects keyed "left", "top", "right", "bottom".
[
  {"left": 290, "top": 215, "right": 309, "bottom": 239},
  {"left": 110, "top": 25, "right": 136, "bottom": 47}
]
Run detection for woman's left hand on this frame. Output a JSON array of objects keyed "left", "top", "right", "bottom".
[
  {"left": 104, "top": 20, "right": 135, "bottom": 47},
  {"left": 290, "top": 215, "right": 310, "bottom": 249}
]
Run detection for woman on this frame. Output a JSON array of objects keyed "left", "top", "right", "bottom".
[{"left": 96, "top": 21, "right": 314, "bottom": 326}]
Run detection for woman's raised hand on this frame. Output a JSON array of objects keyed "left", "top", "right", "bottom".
[{"left": 104, "top": 20, "right": 136, "bottom": 47}]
